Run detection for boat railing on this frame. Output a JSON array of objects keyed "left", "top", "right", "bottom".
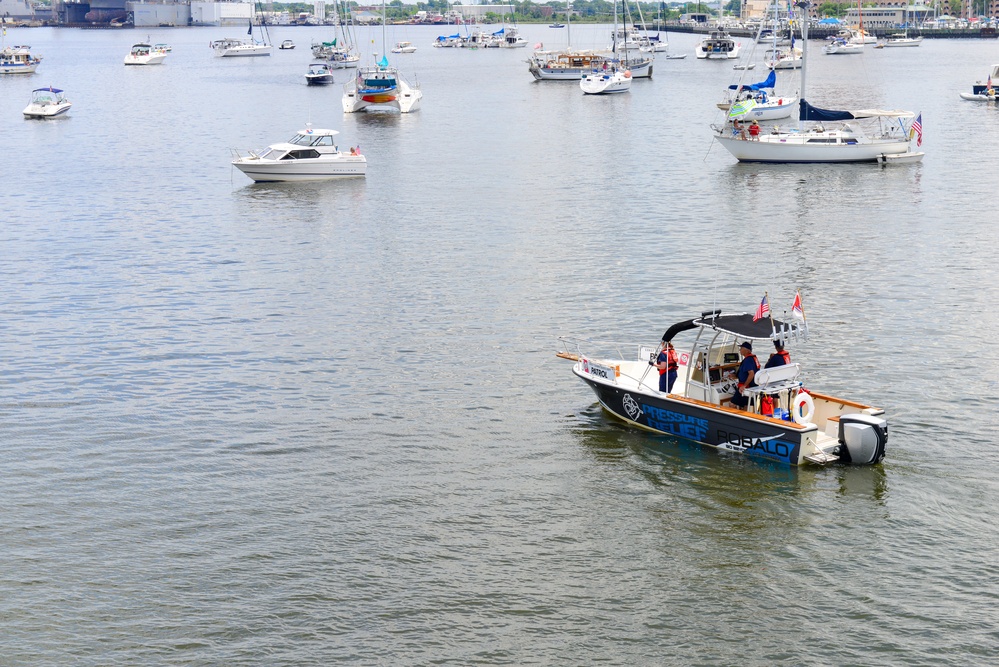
[{"left": 556, "top": 335, "right": 654, "bottom": 364}]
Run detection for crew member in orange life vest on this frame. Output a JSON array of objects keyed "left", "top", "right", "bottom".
[
  {"left": 653, "top": 341, "right": 679, "bottom": 393},
  {"left": 764, "top": 339, "right": 791, "bottom": 369},
  {"left": 730, "top": 341, "right": 759, "bottom": 409}
]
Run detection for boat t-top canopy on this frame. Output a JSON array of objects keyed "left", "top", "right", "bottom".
[
  {"left": 663, "top": 312, "right": 795, "bottom": 342},
  {"left": 33, "top": 87, "right": 63, "bottom": 93}
]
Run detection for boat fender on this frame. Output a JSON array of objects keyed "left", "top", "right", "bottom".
[
  {"left": 624, "top": 70, "right": 632, "bottom": 78},
  {"left": 793, "top": 391, "right": 814, "bottom": 425},
  {"left": 778, "top": 98, "right": 782, "bottom": 105}
]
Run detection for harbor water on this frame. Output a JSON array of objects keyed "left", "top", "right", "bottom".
[{"left": 2, "top": 25, "right": 999, "bottom": 665}]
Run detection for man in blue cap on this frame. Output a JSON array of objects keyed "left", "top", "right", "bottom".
[{"left": 730, "top": 341, "right": 759, "bottom": 409}]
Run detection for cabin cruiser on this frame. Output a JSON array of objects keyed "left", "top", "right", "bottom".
[
  {"left": 279, "top": 39, "right": 296, "bottom": 50},
  {"left": 305, "top": 62, "right": 334, "bottom": 85},
  {"left": 0, "top": 45, "right": 41, "bottom": 74},
  {"left": 231, "top": 127, "right": 366, "bottom": 182},
  {"left": 124, "top": 43, "right": 167, "bottom": 65},
  {"left": 23, "top": 87, "right": 72, "bottom": 118},
  {"left": 558, "top": 309, "right": 888, "bottom": 467},
  {"left": 695, "top": 31, "right": 741, "bottom": 59}
]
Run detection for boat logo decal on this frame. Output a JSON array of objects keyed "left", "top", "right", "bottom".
[
  {"left": 622, "top": 394, "right": 643, "bottom": 421},
  {"left": 642, "top": 404, "right": 708, "bottom": 440}
]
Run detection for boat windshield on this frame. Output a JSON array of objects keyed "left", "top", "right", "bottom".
[
  {"left": 258, "top": 148, "right": 283, "bottom": 160},
  {"left": 290, "top": 133, "right": 336, "bottom": 147}
]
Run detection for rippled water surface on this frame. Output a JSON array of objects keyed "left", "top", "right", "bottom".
[{"left": 2, "top": 25, "right": 999, "bottom": 665}]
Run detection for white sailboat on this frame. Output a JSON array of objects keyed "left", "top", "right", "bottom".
[
  {"left": 883, "top": 5, "right": 923, "bottom": 47},
  {"left": 212, "top": 10, "right": 272, "bottom": 57},
  {"left": 713, "top": 0, "right": 922, "bottom": 163},
  {"left": 581, "top": 0, "right": 632, "bottom": 95},
  {"left": 342, "top": 0, "right": 422, "bottom": 113}
]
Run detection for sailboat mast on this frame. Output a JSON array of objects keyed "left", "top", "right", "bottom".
[
  {"left": 797, "top": 0, "right": 808, "bottom": 131},
  {"left": 381, "top": 0, "right": 387, "bottom": 60},
  {"left": 567, "top": 1, "right": 572, "bottom": 50}
]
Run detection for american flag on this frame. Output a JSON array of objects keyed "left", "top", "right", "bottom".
[
  {"left": 753, "top": 295, "right": 770, "bottom": 322},
  {"left": 910, "top": 113, "right": 922, "bottom": 147}
]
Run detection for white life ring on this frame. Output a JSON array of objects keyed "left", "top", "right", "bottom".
[{"left": 793, "top": 392, "right": 815, "bottom": 425}]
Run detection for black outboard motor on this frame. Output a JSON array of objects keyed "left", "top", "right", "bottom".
[{"left": 837, "top": 414, "right": 888, "bottom": 465}]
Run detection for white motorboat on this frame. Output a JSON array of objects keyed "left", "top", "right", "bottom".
[
  {"left": 212, "top": 19, "right": 272, "bottom": 57},
  {"left": 581, "top": 67, "right": 632, "bottom": 94},
  {"left": 305, "top": 62, "right": 334, "bottom": 85},
  {"left": 695, "top": 31, "right": 741, "bottom": 59},
  {"left": 558, "top": 307, "right": 889, "bottom": 467},
  {"left": 153, "top": 43, "right": 172, "bottom": 53},
  {"left": 714, "top": 0, "right": 921, "bottom": 164},
  {"left": 124, "top": 43, "right": 166, "bottom": 65},
  {"left": 231, "top": 127, "right": 366, "bottom": 182},
  {"left": 824, "top": 38, "right": 864, "bottom": 55},
  {"left": 391, "top": 41, "right": 417, "bottom": 54},
  {"left": 279, "top": 39, "right": 295, "bottom": 50},
  {"left": 497, "top": 27, "right": 528, "bottom": 48},
  {"left": 0, "top": 44, "right": 42, "bottom": 74},
  {"left": 22, "top": 87, "right": 72, "bottom": 118}
]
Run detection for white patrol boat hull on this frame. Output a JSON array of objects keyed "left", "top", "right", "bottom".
[{"left": 569, "top": 358, "right": 886, "bottom": 467}]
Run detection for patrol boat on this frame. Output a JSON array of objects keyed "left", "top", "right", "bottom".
[{"left": 557, "top": 310, "right": 888, "bottom": 466}]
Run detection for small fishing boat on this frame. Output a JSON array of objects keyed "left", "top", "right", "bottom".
[
  {"left": 549, "top": 22, "right": 566, "bottom": 28},
  {"left": 558, "top": 305, "right": 889, "bottom": 467},
  {"left": 231, "top": 126, "right": 366, "bottom": 182},
  {"left": 960, "top": 64, "right": 999, "bottom": 101},
  {"left": 23, "top": 87, "right": 72, "bottom": 118},
  {"left": 305, "top": 62, "right": 334, "bottom": 85},
  {"left": 279, "top": 39, "right": 296, "bottom": 50},
  {"left": 124, "top": 43, "right": 166, "bottom": 65}
]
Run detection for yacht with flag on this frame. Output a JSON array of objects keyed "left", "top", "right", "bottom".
[
  {"left": 714, "top": 0, "right": 923, "bottom": 163},
  {"left": 557, "top": 293, "right": 889, "bottom": 467}
]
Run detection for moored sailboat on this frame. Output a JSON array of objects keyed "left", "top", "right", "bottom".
[
  {"left": 713, "top": 0, "right": 922, "bottom": 164},
  {"left": 342, "top": 0, "right": 422, "bottom": 113}
]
